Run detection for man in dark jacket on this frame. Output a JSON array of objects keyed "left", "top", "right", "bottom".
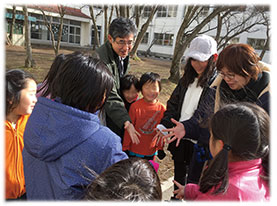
[{"left": 96, "top": 17, "right": 140, "bottom": 144}]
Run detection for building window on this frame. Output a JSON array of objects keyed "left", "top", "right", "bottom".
[
  {"left": 30, "top": 13, "right": 81, "bottom": 45},
  {"left": 31, "top": 21, "right": 48, "bottom": 40},
  {"left": 247, "top": 38, "right": 269, "bottom": 50},
  {"left": 91, "top": 25, "right": 101, "bottom": 46},
  {"left": 69, "top": 26, "right": 80, "bottom": 44},
  {"left": 143, "top": 6, "right": 152, "bottom": 18},
  {"left": 6, "top": 20, "right": 24, "bottom": 34},
  {"left": 157, "top": 5, "right": 177, "bottom": 17},
  {"left": 141, "top": 32, "right": 149, "bottom": 44},
  {"left": 154, "top": 33, "right": 174, "bottom": 46}
]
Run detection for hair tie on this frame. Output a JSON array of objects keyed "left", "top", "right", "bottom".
[{"left": 223, "top": 144, "right": 232, "bottom": 151}]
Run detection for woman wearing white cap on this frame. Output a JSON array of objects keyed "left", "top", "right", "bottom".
[
  {"left": 154, "top": 35, "right": 218, "bottom": 200},
  {"left": 161, "top": 43, "right": 270, "bottom": 200}
]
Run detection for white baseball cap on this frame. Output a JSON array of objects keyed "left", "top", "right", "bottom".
[{"left": 184, "top": 35, "right": 217, "bottom": 62}]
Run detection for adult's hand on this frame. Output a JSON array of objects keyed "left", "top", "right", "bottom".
[
  {"left": 124, "top": 121, "right": 140, "bottom": 144},
  {"left": 162, "top": 118, "right": 186, "bottom": 147}
]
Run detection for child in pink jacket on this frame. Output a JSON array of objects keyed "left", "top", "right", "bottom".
[{"left": 174, "top": 102, "right": 269, "bottom": 201}]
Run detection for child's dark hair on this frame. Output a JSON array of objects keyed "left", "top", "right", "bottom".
[
  {"left": 181, "top": 55, "right": 216, "bottom": 88},
  {"left": 6, "top": 69, "right": 36, "bottom": 116},
  {"left": 49, "top": 52, "right": 114, "bottom": 113},
  {"left": 199, "top": 102, "right": 270, "bottom": 195},
  {"left": 120, "top": 74, "right": 140, "bottom": 93},
  {"left": 38, "top": 53, "right": 66, "bottom": 97},
  {"left": 139, "top": 72, "right": 161, "bottom": 91},
  {"left": 84, "top": 157, "right": 162, "bottom": 201}
]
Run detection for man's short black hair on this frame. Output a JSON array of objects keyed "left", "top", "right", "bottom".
[{"left": 109, "top": 17, "right": 137, "bottom": 39}]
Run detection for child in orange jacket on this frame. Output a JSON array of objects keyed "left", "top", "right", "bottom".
[
  {"left": 5, "top": 69, "right": 37, "bottom": 200},
  {"left": 123, "top": 72, "right": 166, "bottom": 160}
]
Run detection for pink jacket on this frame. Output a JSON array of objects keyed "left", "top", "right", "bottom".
[{"left": 185, "top": 159, "right": 269, "bottom": 201}]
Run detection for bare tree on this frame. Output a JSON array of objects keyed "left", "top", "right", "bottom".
[
  {"left": 126, "top": 5, "right": 130, "bottom": 18},
  {"left": 169, "top": 6, "right": 231, "bottom": 83},
  {"left": 108, "top": 5, "right": 114, "bottom": 26},
  {"left": 210, "top": 6, "right": 269, "bottom": 50},
  {"left": 130, "top": 5, "right": 158, "bottom": 59},
  {"left": 103, "top": 5, "right": 109, "bottom": 42},
  {"left": 23, "top": 6, "right": 36, "bottom": 68},
  {"left": 134, "top": 5, "right": 144, "bottom": 28},
  {"left": 144, "top": 38, "right": 157, "bottom": 57},
  {"left": 89, "top": 6, "right": 100, "bottom": 48},
  {"left": 260, "top": 23, "right": 270, "bottom": 60},
  {"left": 119, "top": 5, "right": 126, "bottom": 17},
  {"left": 37, "top": 5, "right": 66, "bottom": 56},
  {"left": 7, "top": 5, "right": 16, "bottom": 45},
  {"left": 258, "top": 6, "right": 270, "bottom": 60},
  {"left": 115, "top": 5, "right": 120, "bottom": 17},
  {"left": 169, "top": 5, "right": 269, "bottom": 83}
]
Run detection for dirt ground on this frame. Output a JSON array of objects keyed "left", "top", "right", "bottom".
[{"left": 5, "top": 45, "right": 176, "bottom": 183}]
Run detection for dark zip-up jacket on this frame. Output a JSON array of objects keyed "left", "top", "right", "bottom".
[
  {"left": 160, "top": 73, "right": 216, "bottom": 162},
  {"left": 96, "top": 41, "right": 131, "bottom": 135}
]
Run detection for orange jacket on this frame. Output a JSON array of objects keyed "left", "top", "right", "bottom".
[
  {"left": 123, "top": 98, "right": 166, "bottom": 156},
  {"left": 5, "top": 115, "right": 29, "bottom": 199}
]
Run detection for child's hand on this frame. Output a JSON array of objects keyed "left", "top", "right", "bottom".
[
  {"left": 153, "top": 129, "right": 164, "bottom": 146},
  {"left": 124, "top": 121, "right": 141, "bottom": 144},
  {"left": 153, "top": 124, "right": 167, "bottom": 146},
  {"left": 173, "top": 180, "right": 185, "bottom": 200}
]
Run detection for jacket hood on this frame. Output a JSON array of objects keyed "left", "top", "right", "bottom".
[{"left": 24, "top": 97, "right": 101, "bottom": 162}]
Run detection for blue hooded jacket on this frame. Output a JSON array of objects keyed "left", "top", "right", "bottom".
[{"left": 22, "top": 97, "right": 128, "bottom": 200}]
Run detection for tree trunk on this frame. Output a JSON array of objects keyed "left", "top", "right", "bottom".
[
  {"left": 89, "top": 6, "right": 100, "bottom": 48},
  {"left": 260, "top": 37, "right": 269, "bottom": 60},
  {"left": 145, "top": 38, "right": 157, "bottom": 57},
  {"left": 260, "top": 20, "right": 270, "bottom": 60},
  {"left": 115, "top": 5, "right": 120, "bottom": 17},
  {"left": 9, "top": 5, "right": 16, "bottom": 45},
  {"left": 108, "top": 6, "right": 114, "bottom": 27},
  {"left": 23, "top": 6, "right": 35, "bottom": 68},
  {"left": 135, "top": 6, "right": 140, "bottom": 28},
  {"left": 130, "top": 5, "right": 158, "bottom": 59},
  {"left": 104, "top": 5, "right": 108, "bottom": 42},
  {"left": 126, "top": 5, "right": 130, "bottom": 18},
  {"left": 119, "top": 5, "right": 126, "bottom": 17},
  {"left": 169, "top": 42, "right": 188, "bottom": 83},
  {"left": 55, "top": 5, "right": 65, "bottom": 56}
]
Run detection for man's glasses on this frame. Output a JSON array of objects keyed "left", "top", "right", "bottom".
[
  {"left": 113, "top": 39, "right": 134, "bottom": 47},
  {"left": 218, "top": 71, "right": 235, "bottom": 80}
]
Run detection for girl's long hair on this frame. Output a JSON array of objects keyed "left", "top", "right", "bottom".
[{"left": 199, "top": 102, "right": 270, "bottom": 195}]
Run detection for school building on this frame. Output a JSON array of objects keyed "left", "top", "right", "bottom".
[{"left": 5, "top": 5, "right": 271, "bottom": 63}]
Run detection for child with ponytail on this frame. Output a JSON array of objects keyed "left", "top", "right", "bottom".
[{"left": 174, "top": 102, "right": 269, "bottom": 201}]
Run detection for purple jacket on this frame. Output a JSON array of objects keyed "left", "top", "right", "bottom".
[{"left": 185, "top": 159, "right": 269, "bottom": 201}]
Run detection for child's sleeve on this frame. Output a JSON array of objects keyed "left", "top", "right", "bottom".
[
  {"left": 157, "top": 104, "right": 167, "bottom": 150},
  {"left": 184, "top": 183, "right": 200, "bottom": 200},
  {"left": 122, "top": 130, "right": 131, "bottom": 151}
]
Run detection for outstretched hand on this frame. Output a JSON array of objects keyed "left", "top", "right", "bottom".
[
  {"left": 162, "top": 118, "right": 186, "bottom": 147},
  {"left": 173, "top": 180, "right": 185, "bottom": 200},
  {"left": 152, "top": 129, "right": 164, "bottom": 146},
  {"left": 124, "top": 121, "right": 141, "bottom": 144}
]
